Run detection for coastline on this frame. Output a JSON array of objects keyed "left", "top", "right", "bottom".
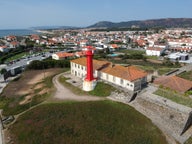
[
  {"left": 0, "top": 29, "right": 40, "bottom": 38},
  {"left": 35, "top": 30, "right": 54, "bottom": 35}
]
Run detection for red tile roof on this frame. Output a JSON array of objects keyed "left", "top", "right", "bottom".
[
  {"left": 71, "top": 57, "right": 109, "bottom": 70},
  {"left": 101, "top": 64, "right": 147, "bottom": 81},
  {"left": 154, "top": 76, "right": 192, "bottom": 93},
  {"left": 56, "top": 52, "right": 74, "bottom": 58},
  {"left": 146, "top": 47, "right": 163, "bottom": 51}
]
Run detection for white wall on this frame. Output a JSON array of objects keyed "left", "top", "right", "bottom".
[
  {"left": 146, "top": 50, "right": 161, "bottom": 56},
  {"left": 52, "top": 54, "right": 59, "bottom": 60}
]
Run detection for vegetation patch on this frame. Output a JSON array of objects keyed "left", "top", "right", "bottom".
[
  {"left": 158, "top": 68, "right": 177, "bottom": 75},
  {"left": 0, "top": 68, "right": 63, "bottom": 116},
  {"left": 178, "top": 70, "right": 192, "bottom": 81},
  {"left": 154, "top": 88, "right": 192, "bottom": 108},
  {"left": 59, "top": 76, "right": 116, "bottom": 97},
  {"left": 9, "top": 101, "right": 167, "bottom": 144},
  {"left": 88, "top": 82, "right": 116, "bottom": 97},
  {"left": 185, "top": 137, "right": 192, "bottom": 144}
]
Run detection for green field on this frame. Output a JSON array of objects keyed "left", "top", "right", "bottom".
[
  {"left": 154, "top": 89, "right": 192, "bottom": 108},
  {"left": 10, "top": 101, "right": 167, "bottom": 144},
  {"left": 185, "top": 137, "right": 192, "bottom": 144},
  {"left": 178, "top": 70, "right": 192, "bottom": 81}
]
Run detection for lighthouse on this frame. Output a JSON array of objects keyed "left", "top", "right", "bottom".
[{"left": 83, "top": 46, "right": 97, "bottom": 91}]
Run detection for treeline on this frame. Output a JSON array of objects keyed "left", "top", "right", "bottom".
[
  {"left": 26, "top": 59, "right": 70, "bottom": 70},
  {"left": 118, "top": 53, "right": 146, "bottom": 60},
  {"left": 0, "top": 46, "right": 26, "bottom": 64}
]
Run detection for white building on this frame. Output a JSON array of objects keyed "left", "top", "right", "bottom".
[
  {"left": 52, "top": 52, "right": 74, "bottom": 60},
  {"left": 70, "top": 57, "right": 147, "bottom": 92},
  {"left": 146, "top": 47, "right": 165, "bottom": 56},
  {"left": 0, "top": 46, "right": 9, "bottom": 52}
]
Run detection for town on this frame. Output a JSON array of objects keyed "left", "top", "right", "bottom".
[{"left": 0, "top": 27, "right": 192, "bottom": 144}]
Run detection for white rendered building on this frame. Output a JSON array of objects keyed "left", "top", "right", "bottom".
[{"left": 71, "top": 57, "right": 147, "bottom": 92}]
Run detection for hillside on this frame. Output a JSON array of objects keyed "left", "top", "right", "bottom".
[
  {"left": 9, "top": 101, "right": 167, "bottom": 144},
  {"left": 88, "top": 18, "right": 192, "bottom": 28}
]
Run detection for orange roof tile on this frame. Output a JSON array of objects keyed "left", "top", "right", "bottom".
[
  {"left": 71, "top": 57, "right": 109, "bottom": 70},
  {"left": 101, "top": 64, "right": 147, "bottom": 81},
  {"left": 154, "top": 76, "right": 192, "bottom": 93},
  {"left": 56, "top": 52, "right": 74, "bottom": 58},
  {"left": 146, "top": 47, "right": 163, "bottom": 51}
]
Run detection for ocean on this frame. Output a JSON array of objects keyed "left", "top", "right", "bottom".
[{"left": 0, "top": 29, "right": 40, "bottom": 38}]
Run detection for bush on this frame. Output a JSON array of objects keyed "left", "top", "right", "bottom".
[{"left": 27, "top": 59, "right": 70, "bottom": 70}]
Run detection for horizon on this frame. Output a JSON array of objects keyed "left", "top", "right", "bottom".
[
  {"left": 0, "top": 0, "right": 192, "bottom": 29},
  {"left": 0, "top": 17, "right": 192, "bottom": 30}
]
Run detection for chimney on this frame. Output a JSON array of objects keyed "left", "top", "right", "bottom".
[{"left": 111, "top": 62, "right": 115, "bottom": 68}]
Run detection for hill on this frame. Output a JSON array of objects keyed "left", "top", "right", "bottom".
[
  {"left": 9, "top": 101, "right": 167, "bottom": 144},
  {"left": 88, "top": 18, "right": 192, "bottom": 28}
]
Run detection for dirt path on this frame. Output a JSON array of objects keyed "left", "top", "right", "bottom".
[{"left": 52, "top": 73, "right": 104, "bottom": 101}]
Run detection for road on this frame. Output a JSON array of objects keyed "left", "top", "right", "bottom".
[{"left": 5, "top": 52, "right": 52, "bottom": 71}]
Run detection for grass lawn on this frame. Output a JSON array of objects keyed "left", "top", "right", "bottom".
[
  {"left": 158, "top": 68, "right": 178, "bottom": 75},
  {"left": 119, "top": 49, "right": 145, "bottom": 55},
  {"left": 5, "top": 52, "right": 27, "bottom": 62},
  {"left": 9, "top": 101, "right": 167, "bottom": 144},
  {"left": 178, "top": 70, "right": 192, "bottom": 81},
  {"left": 154, "top": 89, "right": 192, "bottom": 108}
]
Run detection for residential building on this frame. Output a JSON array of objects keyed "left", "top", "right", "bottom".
[
  {"left": 146, "top": 47, "right": 165, "bottom": 56},
  {"left": 0, "top": 45, "right": 9, "bottom": 52},
  {"left": 52, "top": 52, "right": 74, "bottom": 60},
  {"left": 167, "top": 52, "right": 189, "bottom": 62}
]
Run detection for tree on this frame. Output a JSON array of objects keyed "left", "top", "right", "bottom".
[{"left": 0, "top": 68, "right": 7, "bottom": 75}]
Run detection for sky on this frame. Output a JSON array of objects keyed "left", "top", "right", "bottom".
[{"left": 0, "top": 0, "right": 192, "bottom": 29}]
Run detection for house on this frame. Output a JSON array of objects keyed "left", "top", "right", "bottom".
[
  {"left": 154, "top": 75, "right": 192, "bottom": 93},
  {"left": 109, "top": 44, "right": 119, "bottom": 52},
  {"left": 167, "top": 52, "right": 189, "bottom": 62},
  {"left": 74, "top": 51, "right": 86, "bottom": 57},
  {"left": 31, "top": 34, "right": 40, "bottom": 43},
  {"left": 169, "top": 46, "right": 192, "bottom": 53},
  {"left": 5, "top": 35, "right": 17, "bottom": 42},
  {"left": 146, "top": 47, "right": 165, "bottom": 56},
  {"left": 52, "top": 52, "right": 74, "bottom": 60},
  {"left": 136, "top": 39, "right": 147, "bottom": 47},
  {"left": 80, "top": 40, "right": 89, "bottom": 47},
  {"left": 0, "top": 45, "right": 9, "bottom": 52},
  {"left": 70, "top": 57, "right": 148, "bottom": 91},
  {"left": 9, "top": 41, "right": 19, "bottom": 48}
]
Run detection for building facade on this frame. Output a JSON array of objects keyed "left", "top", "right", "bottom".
[{"left": 71, "top": 57, "right": 148, "bottom": 92}]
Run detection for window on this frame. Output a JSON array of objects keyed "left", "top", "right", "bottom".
[
  {"left": 113, "top": 76, "right": 116, "bottom": 82},
  {"left": 120, "top": 79, "right": 124, "bottom": 84}
]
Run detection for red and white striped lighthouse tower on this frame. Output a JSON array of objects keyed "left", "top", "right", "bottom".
[{"left": 83, "top": 46, "right": 97, "bottom": 91}]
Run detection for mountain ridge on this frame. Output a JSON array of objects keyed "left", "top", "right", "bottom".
[{"left": 87, "top": 18, "right": 192, "bottom": 28}]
